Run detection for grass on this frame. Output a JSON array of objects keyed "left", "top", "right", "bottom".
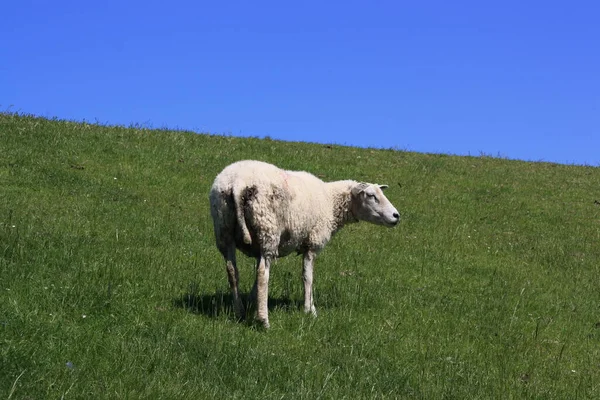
[{"left": 1, "top": 112, "right": 599, "bottom": 398}]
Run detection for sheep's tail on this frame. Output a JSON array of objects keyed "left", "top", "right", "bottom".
[{"left": 233, "top": 181, "right": 252, "bottom": 245}]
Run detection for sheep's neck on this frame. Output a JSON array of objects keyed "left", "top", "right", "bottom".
[{"left": 329, "top": 181, "right": 358, "bottom": 232}]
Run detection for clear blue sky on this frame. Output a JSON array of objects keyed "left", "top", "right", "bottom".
[{"left": 2, "top": 1, "right": 599, "bottom": 165}]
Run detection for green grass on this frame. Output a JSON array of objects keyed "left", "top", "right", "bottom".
[{"left": 1, "top": 112, "right": 599, "bottom": 398}]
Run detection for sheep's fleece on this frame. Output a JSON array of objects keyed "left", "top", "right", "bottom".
[{"left": 209, "top": 160, "right": 400, "bottom": 328}]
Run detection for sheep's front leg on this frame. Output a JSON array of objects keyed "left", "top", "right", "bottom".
[
  {"left": 303, "top": 251, "right": 317, "bottom": 316},
  {"left": 255, "top": 255, "right": 271, "bottom": 328}
]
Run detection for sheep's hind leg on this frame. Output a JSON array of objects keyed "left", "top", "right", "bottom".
[
  {"left": 224, "top": 244, "right": 245, "bottom": 321},
  {"left": 303, "top": 251, "right": 318, "bottom": 317},
  {"left": 255, "top": 255, "right": 271, "bottom": 328}
]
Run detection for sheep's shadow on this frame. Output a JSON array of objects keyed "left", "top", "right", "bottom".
[{"left": 173, "top": 290, "right": 302, "bottom": 320}]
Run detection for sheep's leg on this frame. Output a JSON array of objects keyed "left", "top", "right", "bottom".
[
  {"left": 303, "top": 251, "right": 318, "bottom": 316},
  {"left": 255, "top": 255, "right": 271, "bottom": 328},
  {"left": 249, "top": 269, "right": 258, "bottom": 305},
  {"left": 224, "top": 245, "right": 245, "bottom": 321}
]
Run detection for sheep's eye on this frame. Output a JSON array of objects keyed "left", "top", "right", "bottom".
[{"left": 367, "top": 193, "right": 377, "bottom": 200}]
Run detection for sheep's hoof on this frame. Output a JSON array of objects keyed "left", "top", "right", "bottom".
[
  {"left": 234, "top": 305, "right": 246, "bottom": 322},
  {"left": 255, "top": 318, "right": 270, "bottom": 329},
  {"left": 304, "top": 306, "right": 318, "bottom": 317}
]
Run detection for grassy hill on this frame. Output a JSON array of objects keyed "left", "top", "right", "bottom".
[{"left": 1, "top": 112, "right": 599, "bottom": 398}]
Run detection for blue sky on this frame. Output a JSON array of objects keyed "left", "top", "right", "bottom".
[{"left": 2, "top": 1, "right": 599, "bottom": 165}]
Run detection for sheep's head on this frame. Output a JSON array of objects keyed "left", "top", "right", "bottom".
[{"left": 351, "top": 183, "right": 400, "bottom": 227}]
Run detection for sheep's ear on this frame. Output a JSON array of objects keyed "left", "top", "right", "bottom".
[
  {"left": 352, "top": 182, "right": 369, "bottom": 196},
  {"left": 379, "top": 184, "right": 389, "bottom": 190}
]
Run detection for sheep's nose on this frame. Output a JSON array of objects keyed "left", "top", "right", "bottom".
[{"left": 393, "top": 212, "right": 400, "bottom": 219}]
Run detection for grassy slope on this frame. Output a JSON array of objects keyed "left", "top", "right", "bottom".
[{"left": 1, "top": 112, "right": 599, "bottom": 398}]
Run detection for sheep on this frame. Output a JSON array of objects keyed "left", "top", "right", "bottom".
[{"left": 209, "top": 160, "right": 400, "bottom": 328}]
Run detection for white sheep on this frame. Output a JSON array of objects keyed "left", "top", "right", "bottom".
[{"left": 209, "top": 160, "right": 400, "bottom": 328}]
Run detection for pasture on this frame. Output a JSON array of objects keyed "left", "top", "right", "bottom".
[{"left": 1, "top": 112, "right": 599, "bottom": 398}]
